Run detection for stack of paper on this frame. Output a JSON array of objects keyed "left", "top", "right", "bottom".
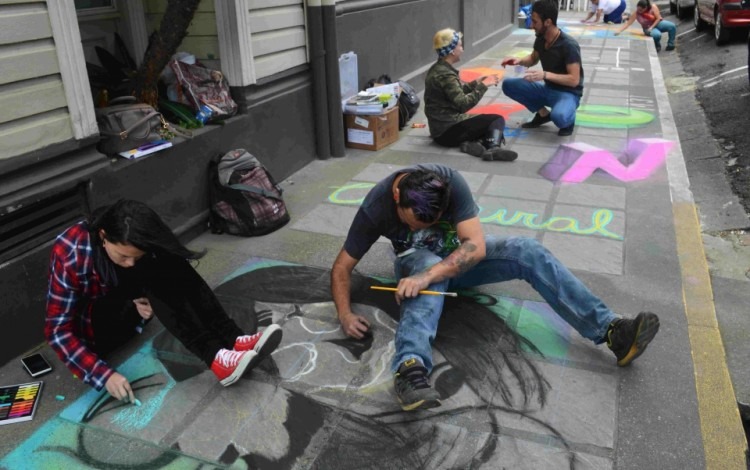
[
  {"left": 343, "top": 85, "right": 399, "bottom": 115},
  {"left": 343, "top": 92, "right": 386, "bottom": 114}
]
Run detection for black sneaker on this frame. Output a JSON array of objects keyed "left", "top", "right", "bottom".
[
  {"left": 459, "top": 140, "right": 485, "bottom": 158},
  {"left": 557, "top": 123, "right": 575, "bottom": 136},
  {"left": 521, "top": 112, "right": 552, "bottom": 129},
  {"left": 607, "top": 312, "right": 660, "bottom": 367},
  {"left": 394, "top": 358, "right": 441, "bottom": 411},
  {"left": 665, "top": 45, "right": 675, "bottom": 51}
]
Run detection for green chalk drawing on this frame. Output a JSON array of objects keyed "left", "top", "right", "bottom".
[
  {"left": 479, "top": 207, "right": 622, "bottom": 240},
  {"left": 460, "top": 291, "right": 572, "bottom": 360},
  {"left": 576, "top": 104, "right": 655, "bottom": 129},
  {"left": 328, "top": 183, "right": 623, "bottom": 240}
]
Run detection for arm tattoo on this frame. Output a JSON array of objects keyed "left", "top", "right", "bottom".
[{"left": 438, "top": 241, "right": 479, "bottom": 276}]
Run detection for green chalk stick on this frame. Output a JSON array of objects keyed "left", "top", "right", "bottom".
[
  {"left": 55, "top": 395, "right": 65, "bottom": 401},
  {"left": 133, "top": 398, "right": 142, "bottom": 407}
]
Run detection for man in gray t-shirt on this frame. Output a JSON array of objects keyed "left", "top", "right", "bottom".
[
  {"left": 331, "top": 164, "right": 660, "bottom": 411},
  {"left": 501, "top": 0, "right": 583, "bottom": 136}
]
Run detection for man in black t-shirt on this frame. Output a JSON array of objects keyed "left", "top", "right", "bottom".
[
  {"left": 331, "top": 164, "right": 660, "bottom": 411},
  {"left": 501, "top": 0, "right": 583, "bottom": 136}
]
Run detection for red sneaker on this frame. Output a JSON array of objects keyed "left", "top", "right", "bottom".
[
  {"left": 234, "top": 324, "right": 283, "bottom": 358},
  {"left": 210, "top": 348, "right": 259, "bottom": 387}
]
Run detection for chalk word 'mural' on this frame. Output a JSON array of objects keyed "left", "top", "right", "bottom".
[
  {"left": 478, "top": 206, "right": 621, "bottom": 239},
  {"left": 540, "top": 138, "right": 674, "bottom": 183},
  {"left": 328, "top": 183, "right": 622, "bottom": 239}
]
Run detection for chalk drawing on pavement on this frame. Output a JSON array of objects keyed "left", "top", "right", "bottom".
[
  {"left": 459, "top": 66, "right": 506, "bottom": 83},
  {"left": 479, "top": 206, "right": 622, "bottom": 240},
  {"left": 467, "top": 103, "right": 527, "bottom": 120},
  {"left": 540, "top": 138, "right": 675, "bottom": 183},
  {"left": 328, "top": 182, "right": 623, "bottom": 239},
  {"left": 2, "top": 260, "right": 596, "bottom": 469},
  {"left": 576, "top": 105, "right": 655, "bottom": 129}
]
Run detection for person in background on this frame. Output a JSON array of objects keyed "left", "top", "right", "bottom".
[
  {"left": 331, "top": 164, "right": 660, "bottom": 411},
  {"left": 45, "top": 199, "right": 282, "bottom": 401},
  {"left": 615, "top": 0, "right": 676, "bottom": 52},
  {"left": 424, "top": 28, "right": 518, "bottom": 162},
  {"left": 582, "top": 0, "right": 627, "bottom": 24},
  {"left": 502, "top": 0, "right": 583, "bottom": 136}
]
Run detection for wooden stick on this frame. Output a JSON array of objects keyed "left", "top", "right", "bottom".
[{"left": 369, "top": 286, "right": 458, "bottom": 297}]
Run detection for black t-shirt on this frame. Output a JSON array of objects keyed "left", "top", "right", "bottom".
[
  {"left": 533, "top": 30, "right": 584, "bottom": 97},
  {"left": 343, "top": 164, "right": 478, "bottom": 260}
]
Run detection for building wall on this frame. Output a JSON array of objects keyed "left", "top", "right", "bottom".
[
  {"left": 335, "top": 0, "right": 516, "bottom": 91},
  {"left": 0, "top": 1, "right": 75, "bottom": 159},
  {"left": 247, "top": 0, "right": 308, "bottom": 80}
]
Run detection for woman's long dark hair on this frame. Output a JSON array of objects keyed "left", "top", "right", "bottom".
[{"left": 88, "top": 200, "right": 205, "bottom": 284}]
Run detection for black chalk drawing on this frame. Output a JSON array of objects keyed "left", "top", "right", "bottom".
[{"left": 5, "top": 260, "right": 581, "bottom": 469}]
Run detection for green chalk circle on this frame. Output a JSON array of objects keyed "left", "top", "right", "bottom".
[{"left": 576, "top": 105, "right": 655, "bottom": 129}]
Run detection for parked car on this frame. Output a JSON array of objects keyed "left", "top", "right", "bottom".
[
  {"left": 670, "top": 0, "right": 694, "bottom": 18},
  {"left": 694, "top": 0, "right": 750, "bottom": 45}
]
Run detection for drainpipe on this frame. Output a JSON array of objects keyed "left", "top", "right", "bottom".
[
  {"left": 321, "top": 0, "right": 346, "bottom": 157},
  {"left": 306, "top": 0, "right": 331, "bottom": 159}
]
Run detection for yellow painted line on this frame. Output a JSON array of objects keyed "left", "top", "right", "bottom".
[{"left": 673, "top": 202, "right": 748, "bottom": 469}]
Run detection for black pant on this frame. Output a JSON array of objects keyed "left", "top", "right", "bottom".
[
  {"left": 91, "top": 253, "right": 243, "bottom": 366},
  {"left": 434, "top": 114, "right": 505, "bottom": 147}
]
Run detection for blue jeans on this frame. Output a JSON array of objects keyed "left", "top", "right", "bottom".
[
  {"left": 502, "top": 78, "right": 580, "bottom": 129},
  {"left": 646, "top": 20, "right": 676, "bottom": 49},
  {"left": 391, "top": 236, "right": 618, "bottom": 373},
  {"left": 603, "top": 0, "right": 626, "bottom": 24}
]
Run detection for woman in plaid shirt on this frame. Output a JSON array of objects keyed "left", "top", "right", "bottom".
[{"left": 45, "top": 200, "right": 282, "bottom": 401}]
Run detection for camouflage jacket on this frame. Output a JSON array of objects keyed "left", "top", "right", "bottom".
[{"left": 424, "top": 59, "right": 488, "bottom": 138}]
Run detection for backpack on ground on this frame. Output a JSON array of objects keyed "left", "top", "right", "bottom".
[
  {"left": 397, "top": 80, "right": 420, "bottom": 129},
  {"left": 364, "top": 74, "right": 421, "bottom": 130},
  {"left": 208, "top": 149, "right": 290, "bottom": 236}
]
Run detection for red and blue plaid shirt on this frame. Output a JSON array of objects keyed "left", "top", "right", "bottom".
[{"left": 45, "top": 221, "right": 114, "bottom": 391}]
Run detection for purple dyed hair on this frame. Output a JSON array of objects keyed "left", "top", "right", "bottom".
[{"left": 397, "top": 170, "right": 451, "bottom": 223}]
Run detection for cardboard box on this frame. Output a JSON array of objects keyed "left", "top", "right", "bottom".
[{"left": 344, "top": 106, "right": 399, "bottom": 151}]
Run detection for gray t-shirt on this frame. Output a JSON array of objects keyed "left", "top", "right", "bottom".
[
  {"left": 343, "top": 164, "right": 478, "bottom": 260},
  {"left": 533, "top": 31, "right": 584, "bottom": 97}
]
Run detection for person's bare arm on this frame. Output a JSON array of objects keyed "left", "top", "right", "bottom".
[
  {"left": 394, "top": 217, "right": 486, "bottom": 302},
  {"left": 615, "top": 12, "right": 637, "bottom": 34},
  {"left": 331, "top": 248, "right": 371, "bottom": 338}
]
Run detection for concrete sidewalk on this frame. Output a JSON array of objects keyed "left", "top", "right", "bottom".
[{"left": 0, "top": 12, "right": 746, "bottom": 469}]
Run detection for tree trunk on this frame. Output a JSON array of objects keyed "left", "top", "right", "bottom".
[{"left": 132, "top": 0, "right": 201, "bottom": 106}]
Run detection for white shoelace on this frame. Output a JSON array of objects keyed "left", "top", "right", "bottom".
[
  {"left": 215, "top": 348, "right": 243, "bottom": 366},
  {"left": 237, "top": 332, "right": 260, "bottom": 345}
]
